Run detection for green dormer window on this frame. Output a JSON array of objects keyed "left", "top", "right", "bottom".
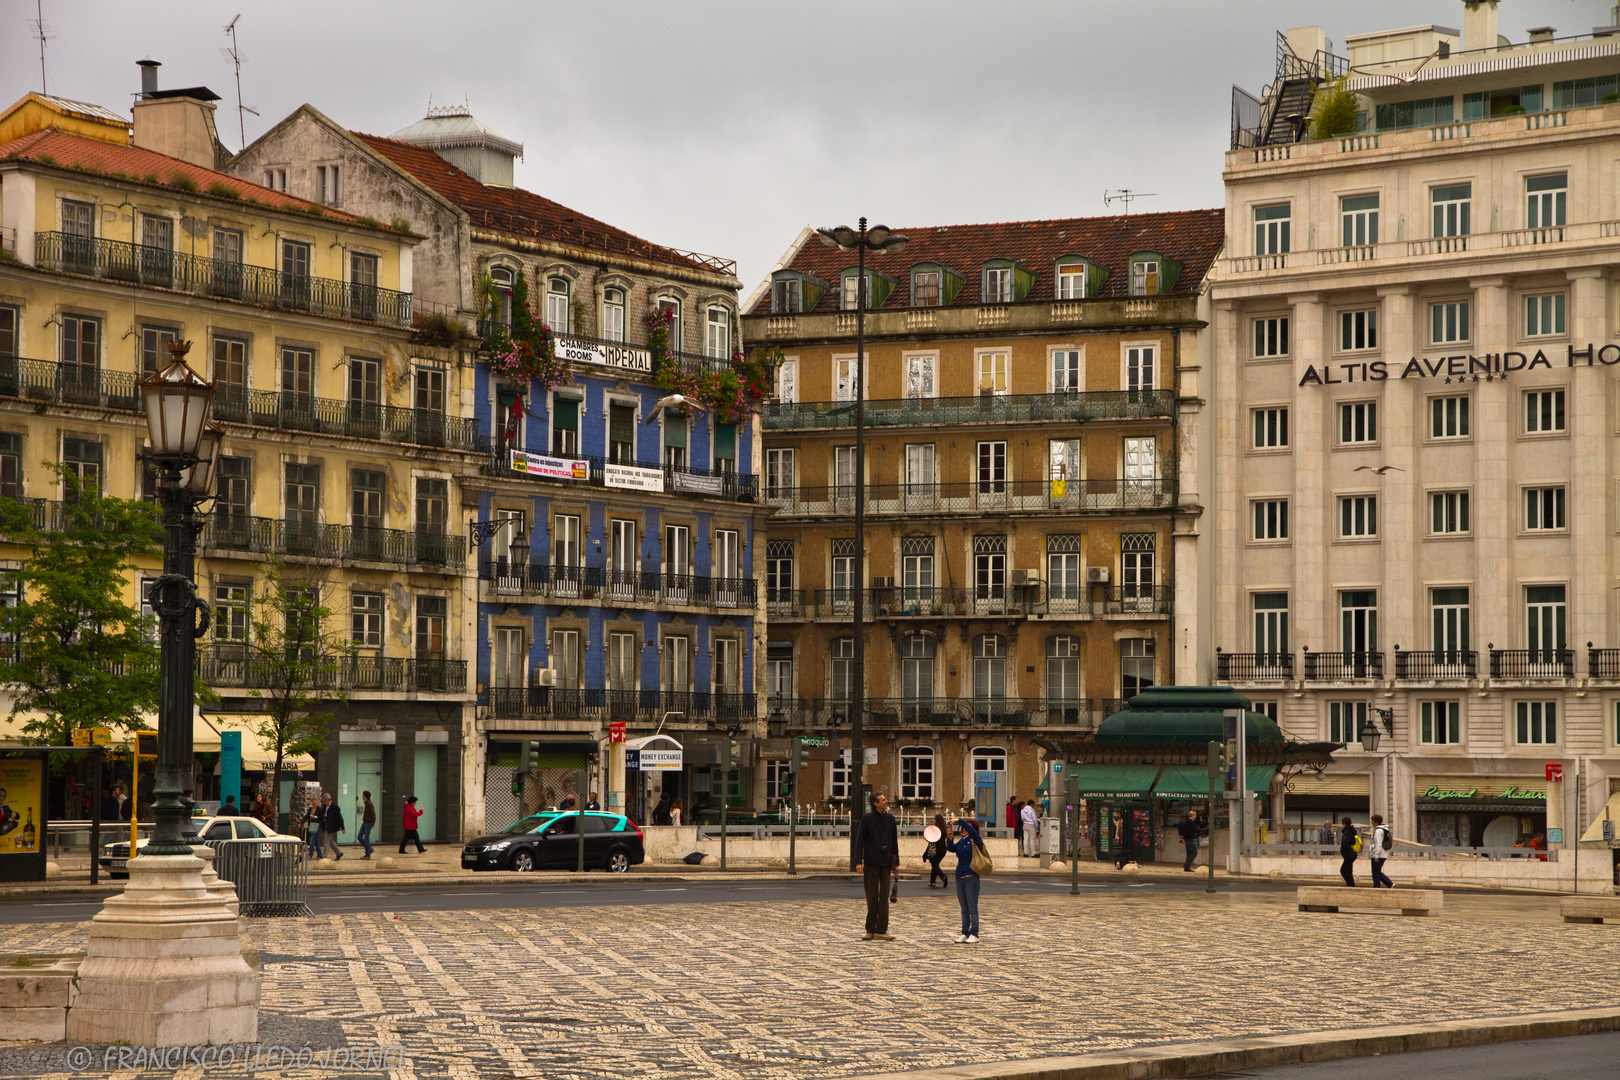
[
  {"left": 982, "top": 259, "right": 1035, "bottom": 304},
  {"left": 910, "top": 264, "right": 965, "bottom": 307},
  {"left": 1055, "top": 256, "right": 1104, "bottom": 300},
  {"left": 841, "top": 269, "right": 895, "bottom": 310},
  {"left": 771, "top": 271, "right": 827, "bottom": 313},
  {"left": 1128, "top": 252, "right": 1182, "bottom": 297}
]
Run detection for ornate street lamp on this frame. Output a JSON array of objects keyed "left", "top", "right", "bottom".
[
  {"left": 137, "top": 342, "right": 218, "bottom": 856},
  {"left": 814, "top": 218, "right": 908, "bottom": 860},
  {"left": 1358, "top": 719, "right": 1382, "bottom": 754}
]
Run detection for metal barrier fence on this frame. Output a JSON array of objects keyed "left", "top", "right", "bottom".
[{"left": 212, "top": 836, "right": 312, "bottom": 916}]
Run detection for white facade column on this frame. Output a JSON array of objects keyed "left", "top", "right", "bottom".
[
  {"left": 1567, "top": 268, "right": 1610, "bottom": 658},
  {"left": 1377, "top": 287, "right": 1416, "bottom": 658},
  {"left": 1470, "top": 278, "right": 1513, "bottom": 660},
  {"left": 1288, "top": 294, "right": 1327, "bottom": 657},
  {"left": 1212, "top": 301, "right": 1243, "bottom": 668},
  {"left": 1174, "top": 326, "right": 1204, "bottom": 685}
]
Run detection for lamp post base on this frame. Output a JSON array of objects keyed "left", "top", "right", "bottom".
[{"left": 65, "top": 854, "right": 258, "bottom": 1047}]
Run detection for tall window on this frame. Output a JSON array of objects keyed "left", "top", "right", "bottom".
[
  {"left": 983, "top": 266, "right": 1012, "bottom": 304},
  {"left": 63, "top": 438, "right": 101, "bottom": 493},
  {"left": 1432, "top": 588, "right": 1470, "bottom": 658},
  {"left": 1431, "top": 395, "right": 1469, "bottom": 438},
  {"left": 899, "top": 746, "right": 934, "bottom": 801},
  {"left": 900, "top": 634, "right": 934, "bottom": 700},
  {"left": 973, "top": 635, "right": 1006, "bottom": 701},
  {"left": 352, "top": 592, "right": 383, "bottom": 651},
  {"left": 1525, "top": 487, "right": 1566, "bottom": 530},
  {"left": 901, "top": 536, "right": 934, "bottom": 602},
  {"left": 351, "top": 469, "right": 385, "bottom": 532},
  {"left": 280, "top": 240, "right": 311, "bottom": 308},
  {"left": 831, "top": 539, "right": 855, "bottom": 610},
  {"left": 834, "top": 355, "right": 860, "bottom": 401},
  {"left": 1430, "top": 491, "right": 1470, "bottom": 534},
  {"left": 316, "top": 164, "right": 340, "bottom": 206},
  {"left": 714, "top": 529, "right": 740, "bottom": 583},
  {"left": 1252, "top": 499, "right": 1289, "bottom": 540},
  {"left": 1526, "top": 585, "right": 1566, "bottom": 658},
  {"left": 415, "top": 595, "right": 446, "bottom": 661},
  {"left": 1340, "top": 495, "right": 1378, "bottom": 538},
  {"left": 1121, "top": 532, "right": 1155, "bottom": 600},
  {"left": 904, "top": 444, "right": 935, "bottom": 497},
  {"left": 554, "top": 514, "right": 580, "bottom": 597},
  {"left": 1432, "top": 184, "right": 1472, "bottom": 238},
  {"left": 1328, "top": 701, "right": 1366, "bottom": 744},
  {"left": 1516, "top": 701, "right": 1557, "bottom": 745},
  {"left": 1340, "top": 401, "right": 1377, "bottom": 444},
  {"left": 1046, "top": 534, "right": 1083, "bottom": 614},
  {"left": 830, "top": 637, "right": 854, "bottom": 702},
  {"left": 772, "top": 277, "right": 801, "bottom": 314},
  {"left": 973, "top": 535, "right": 1006, "bottom": 609},
  {"left": 1341, "top": 590, "right": 1378, "bottom": 655},
  {"left": 976, "top": 441, "right": 1007, "bottom": 494},
  {"left": 609, "top": 402, "right": 635, "bottom": 464},
  {"left": 61, "top": 314, "right": 99, "bottom": 382},
  {"left": 140, "top": 326, "right": 177, "bottom": 377},
  {"left": 1051, "top": 350, "right": 1081, "bottom": 392},
  {"left": 1524, "top": 389, "right": 1566, "bottom": 433},
  {"left": 1123, "top": 437, "right": 1157, "bottom": 492},
  {"left": 1253, "top": 316, "right": 1289, "bottom": 357},
  {"left": 214, "top": 584, "right": 249, "bottom": 645},
  {"left": 912, "top": 270, "right": 940, "bottom": 307},
  {"left": 765, "top": 759, "right": 793, "bottom": 804},
  {"left": 1125, "top": 345, "right": 1156, "bottom": 391},
  {"left": 1254, "top": 593, "right": 1288, "bottom": 662},
  {"left": 0, "top": 432, "right": 20, "bottom": 499},
  {"left": 489, "top": 267, "right": 514, "bottom": 325},
  {"left": 1253, "top": 407, "right": 1288, "bottom": 448},
  {"left": 1524, "top": 293, "right": 1566, "bottom": 337},
  {"left": 415, "top": 366, "right": 446, "bottom": 419},
  {"left": 603, "top": 288, "right": 626, "bottom": 342},
  {"left": 551, "top": 628, "right": 581, "bottom": 690},
  {"left": 776, "top": 358, "right": 797, "bottom": 402},
  {"left": 349, "top": 253, "right": 377, "bottom": 319},
  {"left": 766, "top": 641, "right": 793, "bottom": 702},
  {"left": 494, "top": 627, "right": 527, "bottom": 693},
  {"left": 546, "top": 277, "right": 571, "bottom": 332},
  {"left": 905, "top": 354, "right": 936, "bottom": 399},
  {"left": 1049, "top": 438, "right": 1081, "bottom": 491},
  {"left": 213, "top": 337, "right": 247, "bottom": 404},
  {"left": 714, "top": 637, "right": 740, "bottom": 694},
  {"left": 842, "top": 273, "right": 872, "bottom": 311},
  {"left": 1421, "top": 701, "right": 1460, "bottom": 745},
  {"left": 830, "top": 758, "right": 850, "bottom": 800},
  {"left": 657, "top": 297, "right": 682, "bottom": 349},
  {"left": 1341, "top": 194, "right": 1379, "bottom": 247},
  {"left": 1526, "top": 173, "right": 1567, "bottom": 228},
  {"left": 764, "top": 448, "right": 794, "bottom": 501},
  {"left": 0, "top": 305, "right": 16, "bottom": 357},
  {"left": 552, "top": 395, "right": 581, "bottom": 456},
  {"left": 765, "top": 541, "right": 794, "bottom": 606},
  {"left": 1046, "top": 636, "right": 1080, "bottom": 706},
  {"left": 1120, "top": 638, "right": 1155, "bottom": 697},
  {"left": 217, "top": 457, "right": 250, "bottom": 518},
  {"left": 1340, "top": 308, "right": 1378, "bottom": 351},
  {"left": 663, "top": 523, "right": 690, "bottom": 579},
  {"left": 661, "top": 410, "right": 686, "bottom": 469},
  {"left": 661, "top": 634, "right": 691, "bottom": 694},
  {"left": 705, "top": 306, "right": 730, "bottom": 358},
  {"left": 349, "top": 356, "right": 382, "bottom": 413},
  {"left": 281, "top": 347, "right": 314, "bottom": 400},
  {"left": 415, "top": 478, "right": 447, "bottom": 532},
  {"left": 977, "top": 352, "right": 1008, "bottom": 395},
  {"left": 1254, "top": 204, "right": 1291, "bottom": 254},
  {"left": 284, "top": 463, "right": 319, "bottom": 534},
  {"left": 1056, "top": 263, "right": 1086, "bottom": 299}
]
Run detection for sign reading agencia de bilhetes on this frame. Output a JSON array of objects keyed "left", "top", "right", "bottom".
[{"left": 1298, "top": 344, "right": 1620, "bottom": 387}]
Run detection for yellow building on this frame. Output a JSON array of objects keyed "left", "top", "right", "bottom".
[{"left": 0, "top": 89, "right": 478, "bottom": 839}]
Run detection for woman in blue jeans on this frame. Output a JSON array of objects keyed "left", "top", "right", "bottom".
[{"left": 946, "top": 815, "right": 984, "bottom": 943}]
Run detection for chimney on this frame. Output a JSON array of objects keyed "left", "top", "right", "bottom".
[
  {"left": 137, "top": 58, "right": 160, "bottom": 99},
  {"left": 1463, "top": 0, "right": 1499, "bottom": 52}
]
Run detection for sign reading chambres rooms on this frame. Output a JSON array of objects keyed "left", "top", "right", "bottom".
[{"left": 1298, "top": 344, "right": 1620, "bottom": 387}]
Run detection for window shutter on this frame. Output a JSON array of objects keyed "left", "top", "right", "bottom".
[
  {"left": 941, "top": 269, "right": 966, "bottom": 306},
  {"left": 610, "top": 404, "right": 634, "bottom": 445},
  {"left": 714, "top": 423, "right": 736, "bottom": 460},
  {"left": 1013, "top": 265, "right": 1036, "bottom": 302},
  {"left": 554, "top": 396, "right": 580, "bottom": 430},
  {"left": 664, "top": 416, "right": 687, "bottom": 448},
  {"left": 1086, "top": 262, "right": 1109, "bottom": 296}
]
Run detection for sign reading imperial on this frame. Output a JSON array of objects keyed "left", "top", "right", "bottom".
[
  {"left": 556, "top": 335, "right": 653, "bottom": 374},
  {"left": 1298, "top": 344, "right": 1620, "bottom": 387}
]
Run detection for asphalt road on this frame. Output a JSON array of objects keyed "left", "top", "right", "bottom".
[
  {"left": 0, "top": 873, "right": 1288, "bottom": 924},
  {"left": 1196, "top": 1030, "right": 1620, "bottom": 1079}
]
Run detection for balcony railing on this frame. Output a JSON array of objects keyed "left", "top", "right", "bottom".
[
  {"left": 763, "top": 389, "right": 1177, "bottom": 431},
  {"left": 212, "top": 386, "right": 484, "bottom": 452},
  {"left": 478, "top": 561, "right": 755, "bottom": 611},
  {"left": 35, "top": 233, "right": 412, "bottom": 327},
  {"left": 766, "top": 477, "right": 1175, "bottom": 517},
  {"left": 483, "top": 451, "right": 757, "bottom": 503},
  {"left": 203, "top": 514, "right": 466, "bottom": 570},
  {"left": 1394, "top": 650, "right": 1478, "bottom": 680},
  {"left": 1302, "top": 651, "right": 1384, "bottom": 681},
  {"left": 198, "top": 650, "right": 465, "bottom": 693},
  {"left": 797, "top": 585, "right": 1171, "bottom": 619},
  {"left": 785, "top": 697, "right": 1092, "bottom": 729},
  {"left": 1590, "top": 648, "right": 1620, "bottom": 679},
  {"left": 486, "top": 687, "right": 755, "bottom": 722},
  {"left": 1221, "top": 218, "right": 1620, "bottom": 275},
  {"left": 1489, "top": 649, "right": 1574, "bottom": 680},
  {"left": 1215, "top": 651, "right": 1294, "bottom": 682}
]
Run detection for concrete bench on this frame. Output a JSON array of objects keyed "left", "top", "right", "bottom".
[
  {"left": 1297, "top": 885, "right": 1443, "bottom": 916},
  {"left": 1561, "top": 896, "right": 1620, "bottom": 924}
]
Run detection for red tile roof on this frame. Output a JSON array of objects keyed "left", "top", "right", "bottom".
[
  {"left": 746, "top": 208, "right": 1225, "bottom": 315},
  {"left": 354, "top": 132, "right": 725, "bottom": 278},
  {"left": 0, "top": 127, "right": 377, "bottom": 226}
]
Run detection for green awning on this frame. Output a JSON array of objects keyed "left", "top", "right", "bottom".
[
  {"left": 1065, "top": 764, "right": 1161, "bottom": 800},
  {"left": 1153, "top": 765, "right": 1278, "bottom": 800},
  {"left": 1246, "top": 765, "right": 1277, "bottom": 794}
]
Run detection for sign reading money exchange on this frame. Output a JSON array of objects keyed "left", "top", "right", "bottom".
[
  {"left": 555, "top": 334, "right": 653, "bottom": 374},
  {"left": 1298, "top": 344, "right": 1620, "bottom": 387}
]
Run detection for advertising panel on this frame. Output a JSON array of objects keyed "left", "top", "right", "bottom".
[
  {"left": 509, "top": 450, "right": 589, "bottom": 481},
  {"left": 0, "top": 758, "right": 43, "bottom": 856}
]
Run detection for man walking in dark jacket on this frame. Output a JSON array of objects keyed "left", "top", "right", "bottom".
[
  {"left": 853, "top": 792, "right": 899, "bottom": 941},
  {"left": 319, "top": 792, "right": 345, "bottom": 861},
  {"left": 1339, "top": 816, "right": 1359, "bottom": 886},
  {"left": 1177, "top": 810, "right": 1202, "bottom": 872}
]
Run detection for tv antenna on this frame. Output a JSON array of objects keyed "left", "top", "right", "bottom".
[
  {"left": 1103, "top": 189, "right": 1157, "bottom": 215},
  {"left": 31, "top": 0, "right": 54, "bottom": 96},
  {"left": 221, "top": 14, "right": 258, "bottom": 150}
]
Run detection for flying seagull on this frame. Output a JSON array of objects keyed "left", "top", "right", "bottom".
[
  {"left": 1353, "top": 465, "right": 1404, "bottom": 475},
  {"left": 643, "top": 393, "right": 703, "bottom": 424}
]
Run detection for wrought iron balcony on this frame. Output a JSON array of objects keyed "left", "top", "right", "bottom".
[
  {"left": 1215, "top": 650, "right": 1294, "bottom": 682},
  {"left": 765, "top": 477, "right": 1175, "bottom": 518},
  {"left": 764, "top": 389, "right": 1176, "bottom": 431},
  {"left": 1393, "top": 650, "right": 1478, "bottom": 680},
  {"left": 796, "top": 584, "right": 1170, "bottom": 619},
  {"left": 1489, "top": 649, "right": 1574, "bottom": 679},
  {"left": 477, "top": 561, "right": 755, "bottom": 611},
  {"left": 765, "top": 588, "right": 806, "bottom": 619},
  {"left": 485, "top": 687, "right": 755, "bottom": 723},
  {"left": 211, "top": 387, "right": 484, "bottom": 452},
  {"left": 35, "top": 232, "right": 412, "bottom": 327},
  {"left": 482, "top": 451, "right": 757, "bottom": 503},
  {"left": 198, "top": 650, "right": 465, "bottom": 693},
  {"left": 779, "top": 697, "right": 1097, "bottom": 729},
  {"left": 1302, "top": 650, "right": 1384, "bottom": 681},
  {"left": 0, "top": 355, "right": 139, "bottom": 411},
  {"left": 1589, "top": 648, "right": 1620, "bottom": 679},
  {"left": 202, "top": 514, "right": 467, "bottom": 570}
]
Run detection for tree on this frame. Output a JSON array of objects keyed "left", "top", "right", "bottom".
[
  {"left": 1309, "top": 77, "right": 1360, "bottom": 140},
  {"left": 215, "top": 560, "right": 353, "bottom": 823},
  {"left": 0, "top": 467, "right": 163, "bottom": 807}
]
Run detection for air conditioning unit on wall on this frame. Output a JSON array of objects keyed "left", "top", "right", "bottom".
[
  {"left": 1087, "top": 567, "right": 1110, "bottom": 583},
  {"left": 1011, "top": 569, "right": 1041, "bottom": 587},
  {"left": 871, "top": 576, "right": 894, "bottom": 589},
  {"left": 531, "top": 668, "right": 558, "bottom": 687}
]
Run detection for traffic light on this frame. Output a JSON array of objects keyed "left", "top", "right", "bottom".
[
  {"left": 789, "top": 737, "right": 808, "bottom": 773},
  {"left": 1206, "top": 739, "right": 1229, "bottom": 779}
]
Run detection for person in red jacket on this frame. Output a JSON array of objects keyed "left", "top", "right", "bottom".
[{"left": 399, "top": 795, "right": 427, "bottom": 854}]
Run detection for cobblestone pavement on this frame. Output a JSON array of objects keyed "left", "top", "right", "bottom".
[{"left": 2, "top": 888, "right": 1615, "bottom": 1079}]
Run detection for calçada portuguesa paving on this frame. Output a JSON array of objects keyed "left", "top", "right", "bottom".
[{"left": 0, "top": 885, "right": 1613, "bottom": 1079}]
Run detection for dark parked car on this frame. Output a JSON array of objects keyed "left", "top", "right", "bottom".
[{"left": 462, "top": 811, "right": 645, "bottom": 873}]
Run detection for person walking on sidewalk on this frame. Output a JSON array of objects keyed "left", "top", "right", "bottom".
[
  {"left": 947, "top": 814, "right": 985, "bottom": 943},
  {"left": 318, "top": 793, "right": 345, "bottom": 860},
  {"left": 303, "top": 799, "right": 323, "bottom": 858},
  {"left": 357, "top": 791, "right": 376, "bottom": 859},
  {"left": 853, "top": 792, "right": 899, "bottom": 941},
  {"left": 1339, "top": 816, "right": 1360, "bottom": 886},
  {"left": 1019, "top": 799, "right": 1040, "bottom": 858},
  {"left": 926, "top": 813, "right": 950, "bottom": 887},
  {"left": 1007, "top": 795, "right": 1021, "bottom": 849},
  {"left": 1178, "top": 810, "right": 1202, "bottom": 872},
  {"left": 1368, "top": 814, "right": 1393, "bottom": 888},
  {"left": 400, "top": 795, "right": 427, "bottom": 854}
]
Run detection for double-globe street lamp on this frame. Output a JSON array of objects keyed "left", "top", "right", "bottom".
[
  {"left": 814, "top": 219, "right": 907, "bottom": 861},
  {"left": 138, "top": 340, "right": 223, "bottom": 856}
]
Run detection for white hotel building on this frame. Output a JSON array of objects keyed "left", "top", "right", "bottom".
[{"left": 1206, "top": 2, "right": 1620, "bottom": 876}]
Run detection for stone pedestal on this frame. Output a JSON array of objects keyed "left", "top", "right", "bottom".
[{"left": 65, "top": 853, "right": 258, "bottom": 1047}]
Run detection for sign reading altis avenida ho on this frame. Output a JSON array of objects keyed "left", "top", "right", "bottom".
[{"left": 1299, "top": 344, "right": 1620, "bottom": 387}]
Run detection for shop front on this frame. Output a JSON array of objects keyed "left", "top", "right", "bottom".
[
  {"left": 1415, "top": 775, "right": 1547, "bottom": 848},
  {"left": 483, "top": 736, "right": 600, "bottom": 832},
  {"left": 1068, "top": 765, "right": 1160, "bottom": 863},
  {"left": 1277, "top": 771, "right": 1371, "bottom": 839}
]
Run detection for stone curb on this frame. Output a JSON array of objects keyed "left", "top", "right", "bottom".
[
  {"left": 0, "top": 872, "right": 865, "bottom": 897},
  {"left": 848, "top": 1006, "right": 1620, "bottom": 1079}
]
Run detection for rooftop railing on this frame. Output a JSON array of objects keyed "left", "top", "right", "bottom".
[
  {"left": 764, "top": 389, "right": 1176, "bottom": 431},
  {"left": 765, "top": 478, "right": 1175, "bottom": 517},
  {"left": 202, "top": 514, "right": 467, "bottom": 571},
  {"left": 35, "top": 233, "right": 411, "bottom": 327}
]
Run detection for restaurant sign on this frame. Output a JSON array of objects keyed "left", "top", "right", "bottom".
[
  {"left": 1299, "top": 344, "right": 1620, "bottom": 388},
  {"left": 1421, "top": 784, "right": 1544, "bottom": 801},
  {"left": 556, "top": 335, "right": 653, "bottom": 374}
]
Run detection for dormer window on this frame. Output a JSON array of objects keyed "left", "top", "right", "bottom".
[
  {"left": 913, "top": 270, "right": 940, "bottom": 307},
  {"left": 984, "top": 266, "right": 1013, "bottom": 304},
  {"left": 772, "top": 277, "right": 801, "bottom": 314},
  {"left": 1055, "top": 258, "right": 1094, "bottom": 300},
  {"left": 1130, "top": 258, "right": 1160, "bottom": 297},
  {"left": 842, "top": 272, "right": 872, "bottom": 310}
]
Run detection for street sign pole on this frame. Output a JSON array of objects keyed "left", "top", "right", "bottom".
[
  {"left": 720, "top": 735, "right": 731, "bottom": 871},
  {"left": 1205, "top": 740, "right": 1222, "bottom": 895},
  {"left": 1066, "top": 773, "right": 1081, "bottom": 896}
]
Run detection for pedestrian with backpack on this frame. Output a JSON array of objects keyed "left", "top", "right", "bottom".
[
  {"left": 1368, "top": 814, "right": 1394, "bottom": 888},
  {"left": 947, "top": 814, "right": 988, "bottom": 943},
  {"left": 1339, "top": 816, "right": 1361, "bottom": 886}
]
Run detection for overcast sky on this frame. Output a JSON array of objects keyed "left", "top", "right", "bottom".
[{"left": 2, "top": 1, "right": 1605, "bottom": 292}]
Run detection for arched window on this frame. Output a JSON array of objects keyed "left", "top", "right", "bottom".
[
  {"left": 899, "top": 745, "right": 934, "bottom": 801},
  {"left": 705, "top": 305, "right": 731, "bottom": 359},
  {"left": 602, "top": 287, "right": 625, "bottom": 342},
  {"left": 546, "top": 276, "right": 570, "bottom": 332},
  {"left": 657, "top": 296, "right": 682, "bottom": 351},
  {"left": 973, "top": 635, "right": 1006, "bottom": 701},
  {"left": 900, "top": 634, "right": 934, "bottom": 702},
  {"left": 489, "top": 266, "right": 514, "bottom": 325}
]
